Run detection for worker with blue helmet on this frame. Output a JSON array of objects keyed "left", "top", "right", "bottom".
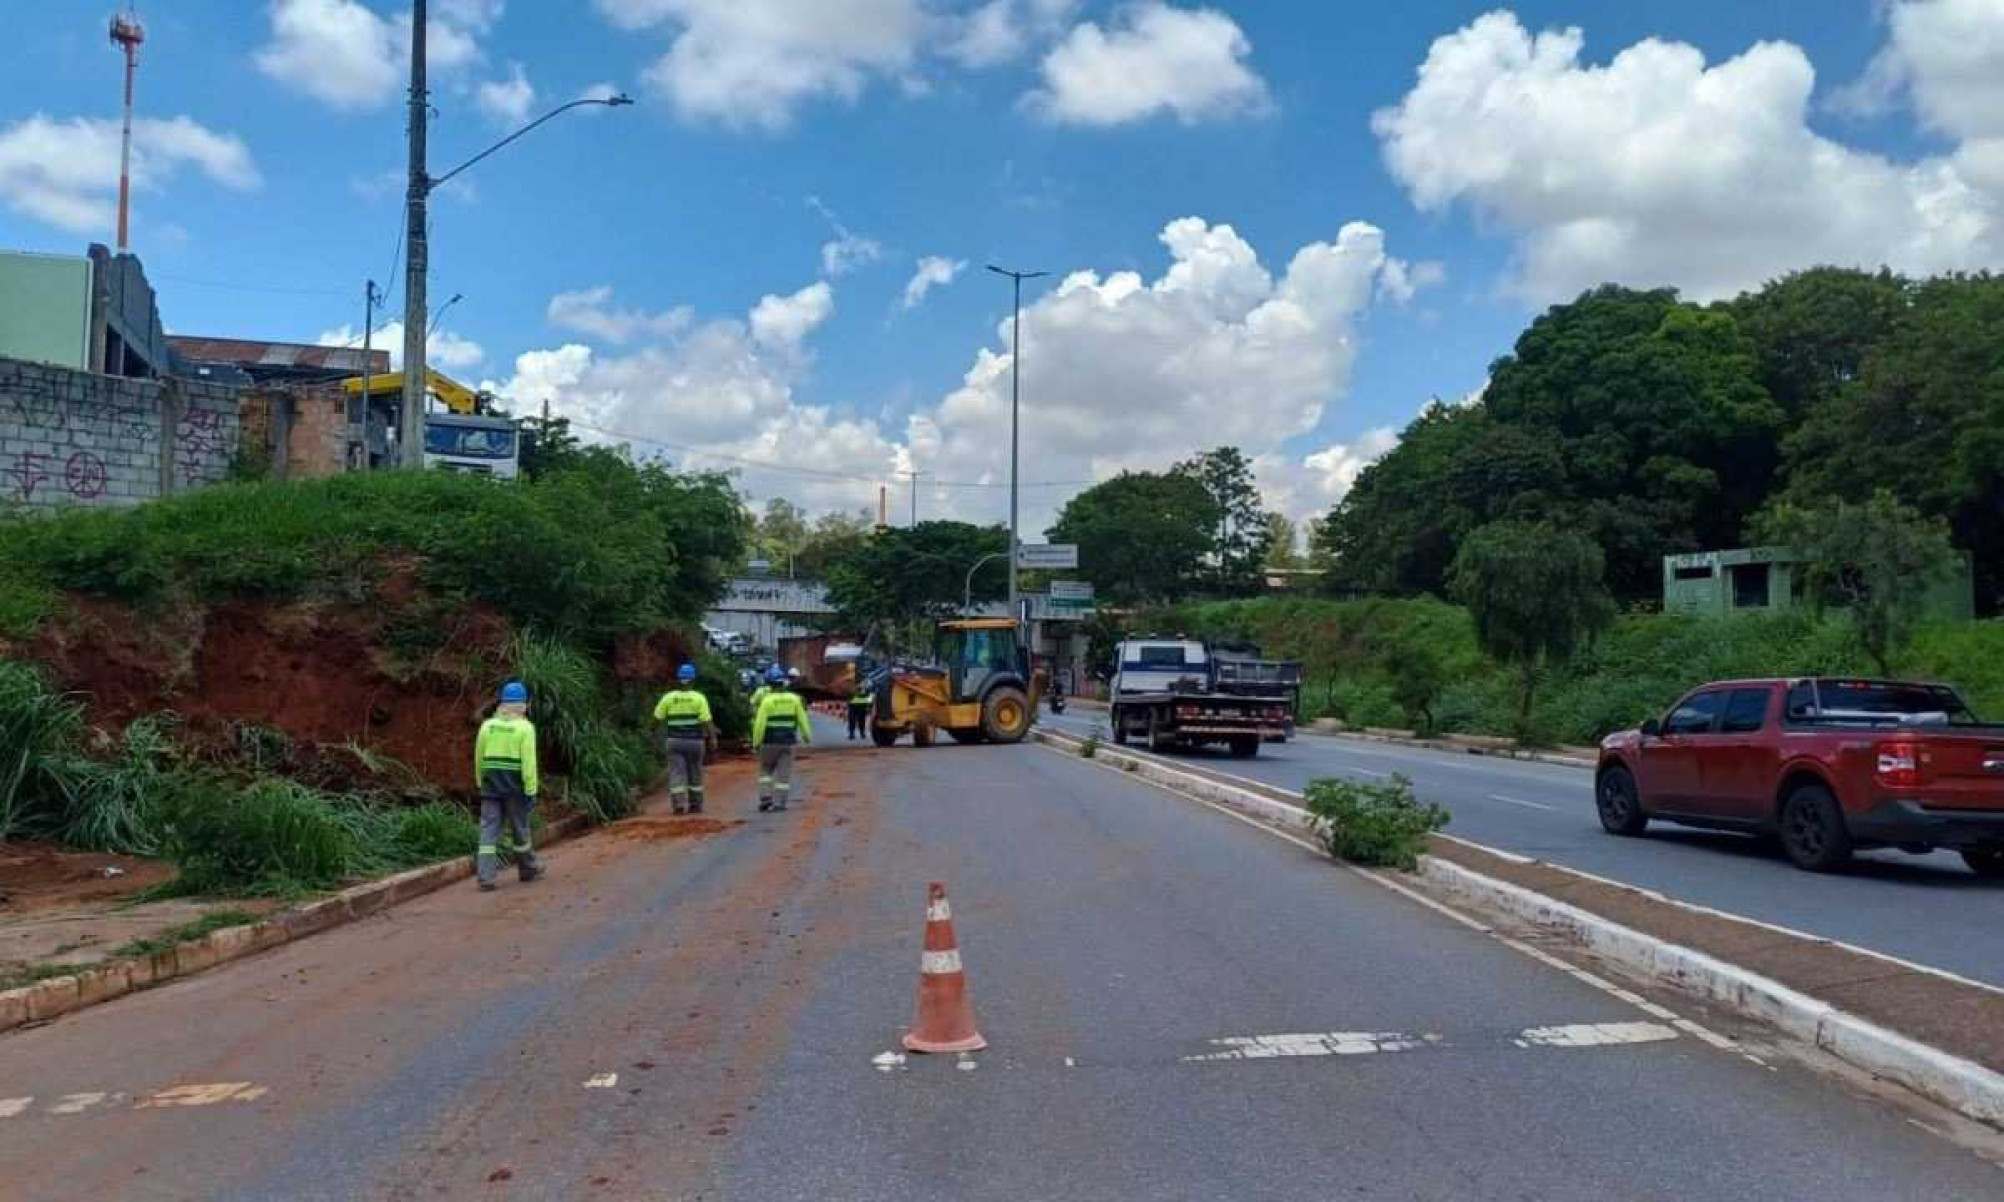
[
  {"left": 752, "top": 664, "right": 812, "bottom": 812},
  {"left": 653, "top": 662, "right": 716, "bottom": 815},
  {"left": 474, "top": 679, "right": 543, "bottom": 891}
]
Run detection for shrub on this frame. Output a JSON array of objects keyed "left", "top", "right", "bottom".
[
  {"left": 159, "top": 777, "right": 360, "bottom": 895},
  {"left": 1303, "top": 774, "right": 1449, "bottom": 871},
  {"left": 0, "top": 660, "right": 85, "bottom": 842}
]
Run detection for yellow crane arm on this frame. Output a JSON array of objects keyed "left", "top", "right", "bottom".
[{"left": 339, "top": 368, "right": 485, "bottom": 415}]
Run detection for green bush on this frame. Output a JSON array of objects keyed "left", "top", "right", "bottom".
[
  {"left": 0, "top": 660, "right": 85, "bottom": 842},
  {"left": 160, "top": 778, "right": 361, "bottom": 895},
  {"left": 1303, "top": 774, "right": 1449, "bottom": 871}
]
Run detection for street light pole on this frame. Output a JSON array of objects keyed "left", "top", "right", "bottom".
[
  {"left": 392, "top": 5, "right": 633, "bottom": 468},
  {"left": 986, "top": 264, "right": 1046, "bottom": 628},
  {"left": 964, "top": 550, "right": 1007, "bottom": 612}
]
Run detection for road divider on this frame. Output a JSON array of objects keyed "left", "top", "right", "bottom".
[{"left": 1032, "top": 726, "right": 2004, "bottom": 1129}]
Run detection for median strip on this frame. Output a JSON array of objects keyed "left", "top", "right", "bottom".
[{"left": 1033, "top": 726, "right": 2004, "bottom": 1129}]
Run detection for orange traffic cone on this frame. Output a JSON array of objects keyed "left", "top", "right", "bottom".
[{"left": 902, "top": 881, "right": 987, "bottom": 1054}]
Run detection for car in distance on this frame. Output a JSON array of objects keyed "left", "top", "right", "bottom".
[{"left": 1595, "top": 678, "right": 2004, "bottom": 875}]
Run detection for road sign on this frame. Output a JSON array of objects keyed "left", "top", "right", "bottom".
[
  {"left": 1016, "top": 543, "right": 1079, "bottom": 570},
  {"left": 1049, "top": 580, "right": 1094, "bottom": 601}
]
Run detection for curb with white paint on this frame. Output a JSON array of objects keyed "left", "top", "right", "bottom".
[
  {"left": 0, "top": 812, "right": 593, "bottom": 1037},
  {"left": 1032, "top": 727, "right": 2004, "bottom": 1129}
]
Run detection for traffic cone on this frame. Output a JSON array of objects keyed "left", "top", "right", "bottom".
[{"left": 902, "top": 881, "right": 987, "bottom": 1054}]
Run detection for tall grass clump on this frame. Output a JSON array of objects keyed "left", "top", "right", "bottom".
[{"left": 0, "top": 660, "right": 85, "bottom": 842}]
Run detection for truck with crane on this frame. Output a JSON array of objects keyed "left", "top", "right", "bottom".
[{"left": 341, "top": 368, "right": 521, "bottom": 478}]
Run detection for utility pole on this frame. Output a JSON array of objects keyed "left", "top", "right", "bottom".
[
  {"left": 986, "top": 265, "right": 1047, "bottom": 628},
  {"left": 361, "top": 280, "right": 380, "bottom": 469},
  {"left": 399, "top": 0, "right": 429, "bottom": 468}
]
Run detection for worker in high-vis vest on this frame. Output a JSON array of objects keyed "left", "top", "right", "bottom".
[
  {"left": 752, "top": 665, "right": 812, "bottom": 812},
  {"left": 474, "top": 680, "right": 544, "bottom": 891},
  {"left": 846, "top": 675, "right": 873, "bottom": 740},
  {"left": 653, "top": 662, "right": 716, "bottom": 815}
]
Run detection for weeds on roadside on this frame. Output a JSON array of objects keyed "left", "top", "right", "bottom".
[
  {"left": 1303, "top": 774, "right": 1448, "bottom": 871},
  {"left": 110, "top": 909, "right": 258, "bottom": 959},
  {"left": 1079, "top": 731, "right": 1102, "bottom": 759}
]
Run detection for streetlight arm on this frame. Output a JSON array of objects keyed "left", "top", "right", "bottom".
[
  {"left": 964, "top": 551, "right": 1008, "bottom": 611},
  {"left": 429, "top": 95, "right": 633, "bottom": 191}
]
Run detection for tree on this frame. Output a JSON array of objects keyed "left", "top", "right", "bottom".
[
  {"left": 1047, "top": 471, "right": 1219, "bottom": 606},
  {"left": 517, "top": 411, "right": 583, "bottom": 480},
  {"left": 748, "top": 497, "right": 810, "bottom": 572},
  {"left": 1448, "top": 521, "right": 1614, "bottom": 739},
  {"left": 1754, "top": 491, "right": 1960, "bottom": 676},
  {"left": 823, "top": 520, "right": 1008, "bottom": 634},
  {"left": 1175, "top": 446, "right": 1272, "bottom": 593},
  {"left": 1722, "top": 267, "right": 1911, "bottom": 423},
  {"left": 1315, "top": 402, "right": 1497, "bottom": 596},
  {"left": 1778, "top": 273, "right": 2004, "bottom": 612},
  {"left": 1377, "top": 626, "right": 1448, "bottom": 735},
  {"left": 1264, "top": 513, "right": 1300, "bottom": 572}
]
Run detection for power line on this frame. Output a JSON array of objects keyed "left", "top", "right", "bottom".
[
  {"left": 561, "top": 418, "right": 1094, "bottom": 490},
  {"left": 152, "top": 274, "right": 348, "bottom": 297}
]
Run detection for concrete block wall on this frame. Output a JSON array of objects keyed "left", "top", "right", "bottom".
[{"left": 0, "top": 356, "right": 240, "bottom": 511}]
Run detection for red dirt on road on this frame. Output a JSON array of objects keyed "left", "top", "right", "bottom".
[{"left": 0, "top": 841, "right": 174, "bottom": 912}]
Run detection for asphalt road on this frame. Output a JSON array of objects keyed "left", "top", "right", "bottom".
[
  {"left": 1042, "top": 708, "right": 2004, "bottom": 987},
  {"left": 1, "top": 717, "right": 1997, "bottom": 1200}
]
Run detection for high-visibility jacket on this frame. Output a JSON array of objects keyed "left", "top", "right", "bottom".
[
  {"left": 653, "top": 687, "right": 713, "bottom": 739},
  {"left": 749, "top": 685, "right": 770, "bottom": 713},
  {"left": 753, "top": 690, "right": 813, "bottom": 747},
  {"left": 850, "top": 684, "right": 873, "bottom": 707},
  {"left": 475, "top": 714, "right": 540, "bottom": 796}
]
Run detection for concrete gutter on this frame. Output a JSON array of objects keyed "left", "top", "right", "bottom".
[
  {"left": 1031, "top": 727, "right": 2004, "bottom": 1129},
  {"left": 0, "top": 812, "right": 592, "bottom": 1036}
]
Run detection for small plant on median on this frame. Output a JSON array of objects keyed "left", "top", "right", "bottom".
[
  {"left": 1080, "top": 731, "right": 1102, "bottom": 759},
  {"left": 1303, "top": 774, "right": 1448, "bottom": 871}
]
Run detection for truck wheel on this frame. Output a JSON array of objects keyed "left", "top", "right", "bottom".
[
  {"left": 870, "top": 725, "right": 900, "bottom": 748},
  {"left": 1148, "top": 712, "right": 1174, "bottom": 753},
  {"left": 1779, "top": 783, "right": 1854, "bottom": 872},
  {"left": 1961, "top": 846, "right": 2004, "bottom": 879},
  {"left": 1595, "top": 765, "right": 1648, "bottom": 836},
  {"left": 981, "top": 686, "right": 1032, "bottom": 743},
  {"left": 1111, "top": 707, "right": 1128, "bottom": 745},
  {"left": 1228, "top": 735, "right": 1260, "bottom": 758}
]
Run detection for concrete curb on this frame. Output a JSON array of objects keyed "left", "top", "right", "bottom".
[
  {"left": 1031, "top": 727, "right": 2004, "bottom": 1129},
  {"left": 0, "top": 811, "right": 593, "bottom": 1037}
]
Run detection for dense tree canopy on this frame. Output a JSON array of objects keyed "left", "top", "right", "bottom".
[
  {"left": 1047, "top": 470, "right": 1219, "bottom": 606},
  {"left": 823, "top": 520, "right": 1008, "bottom": 631},
  {"left": 1174, "top": 447, "right": 1272, "bottom": 593},
  {"left": 1317, "top": 270, "right": 2004, "bottom": 614}
]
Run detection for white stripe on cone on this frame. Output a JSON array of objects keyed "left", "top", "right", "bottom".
[
  {"left": 921, "top": 949, "right": 963, "bottom": 975},
  {"left": 927, "top": 898, "right": 952, "bottom": 922}
]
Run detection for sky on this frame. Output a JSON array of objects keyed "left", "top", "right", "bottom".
[{"left": 4, "top": 1, "right": 2002, "bottom": 536}]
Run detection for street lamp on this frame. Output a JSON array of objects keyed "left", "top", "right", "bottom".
[
  {"left": 964, "top": 550, "right": 1008, "bottom": 612},
  {"left": 986, "top": 264, "right": 1047, "bottom": 627},
  {"left": 399, "top": 0, "right": 633, "bottom": 466}
]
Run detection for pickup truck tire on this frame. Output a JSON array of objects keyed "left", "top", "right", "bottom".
[
  {"left": 981, "top": 686, "right": 1032, "bottom": 743},
  {"left": 1779, "top": 783, "right": 1854, "bottom": 872},
  {"left": 1111, "top": 706, "right": 1128, "bottom": 745},
  {"left": 1228, "top": 735, "right": 1260, "bottom": 758},
  {"left": 1961, "top": 846, "right": 2004, "bottom": 879},
  {"left": 1148, "top": 712, "right": 1174, "bottom": 753},
  {"left": 1595, "top": 765, "right": 1649, "bottom": 836}
]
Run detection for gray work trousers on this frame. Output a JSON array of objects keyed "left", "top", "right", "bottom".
[
  {"left": 477, "top": 780, "right": 541, "bottom": 885},
  {"left": 757, "top": 744, "right": 796, "bottom": 809},
  {"left": 665, "top": 736, "right": 707, "bottom": 812}
]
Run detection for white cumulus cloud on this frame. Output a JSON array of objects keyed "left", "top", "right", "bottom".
[
  {"left": 475, "top": 62, "right": 537, "bottom": 125},
  {"left": 596, "top": 0, "right": 928, "bottom": 130},
  {"left": 749, "top": 282, "right": 836, "bottom": 351},
  {"left": 316, "top": 320, "right": 485, "bottom": 372},
  {"left": 942, "top": 0, "right": 1079, "bottom": 67},
  {"left": 0, "top": 114, "right": 259, "bottom": 234},
  {"left": 1373, "top": 10, "right": 2004, "bottom": 303},
  {"left": 902, "top": 256, "right": 967, "bottom": 308},
  {"left": 548, "top": 285, "right": 693, "bottom": 343},
  {"left": 1028, "top": 2, "right": 1271, "bottom": 126},
  {"left": 256, "top": 0, "right": 504, "bottom": 111}
]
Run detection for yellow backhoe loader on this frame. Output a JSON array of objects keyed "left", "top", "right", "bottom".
[{"left": 868, "top": 617, "right": 1040, "bottom": 747}]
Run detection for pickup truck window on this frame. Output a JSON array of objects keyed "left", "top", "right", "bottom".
[
  {"left": 1122, "top": 645, "right": 1201, "bottom": 669},
  {"left": 1664, "top": 690, "right": 1724, "bottom": 735},
  {"left": 1785, "top": 680, "right": 1982, "bottom": 728},
  {"left": 1720, "top": 688, "right": 1769, "bottom": 734}
]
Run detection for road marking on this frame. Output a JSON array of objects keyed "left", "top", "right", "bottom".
[
  {"left": 1051, "top": 740, "right": 1762, "bottom": 1065},
  {"left": 50, "top": 1093, "right": 108, "bottom": 1115},
  {"left": 956, "top": 1054, "right": 978, "bottom": 1072},
  {"left": 872, "top": 1051, "right": 907, "bottom": 1072},
  {"left": 1184, "top": 1031, "right": 1433, "bottom": 1062},
  {"left": 1516, "top": 1022, "right": 1679, "bottom": 1049},
  {"left": 136, "top": 1083, "right": 268, "bottom": 1109},
  {"left": 1487, "top": 793, "right": 1557, "bottom": 812},
  {"left": 583, "top": 1073, "right": 619, "bottom": 1090},
  {"left": 0, "top": 1097, "right": 35, "bottom": 1119}
]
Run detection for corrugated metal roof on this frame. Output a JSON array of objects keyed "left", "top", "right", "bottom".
[{"left": 165, "top": 336, "right": 390, "bottom": 374}]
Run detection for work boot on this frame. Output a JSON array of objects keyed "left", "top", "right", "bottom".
[
  {"left": 478, "top": 880, "right": 498, "bottom": 893},
  {"left": 672, "top": 803, "right": 688, "bottom": 816},
  {"left": 757, "top": 799, "right": 773, "bottom": 812},
  {"left": 519, "top": 863, "right": 543, "bottom": 883}
]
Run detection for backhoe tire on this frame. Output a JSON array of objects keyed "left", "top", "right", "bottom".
[
  {"left": 870, "top": 725, "right": 900, "bottom": 748},
  {"left": 981, "top": 686, "right": 1033, "bottom": 744},
  {"left": 913, "top": 725, "right": 936, "bottom": 748}
]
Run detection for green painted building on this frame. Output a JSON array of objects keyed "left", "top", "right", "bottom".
[
  {"left": 1663, "top": 545, "right": 1974, "bottom": 620},
  {"left": 0, "top": 250, "right": 93, "bottom": 368}
]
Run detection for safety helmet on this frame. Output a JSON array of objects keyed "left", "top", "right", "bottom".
[
  {"left": 786, "top": 668, "right": 802, "bottom": 681},
  {"left": 765, "top": 665, "right": 787, "bottom": 684},
  {"left": 499, "top": 680, "right": 529, "bottom": 704},
  {"left": 676, "top": 663, "right": 698, "bottom": 683}
]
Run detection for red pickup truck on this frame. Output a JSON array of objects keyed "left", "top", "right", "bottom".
[{"left": 1596, "top": 678, "right": 2004, "bottom": 875}]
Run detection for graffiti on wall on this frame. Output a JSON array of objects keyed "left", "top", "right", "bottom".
[{"left": 174, "top": 406, "right": 230, "bottom": 487}]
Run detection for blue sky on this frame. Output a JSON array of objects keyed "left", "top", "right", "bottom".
[{"left": 4, "top": 2, "right": 1999, "bottom": 530}]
